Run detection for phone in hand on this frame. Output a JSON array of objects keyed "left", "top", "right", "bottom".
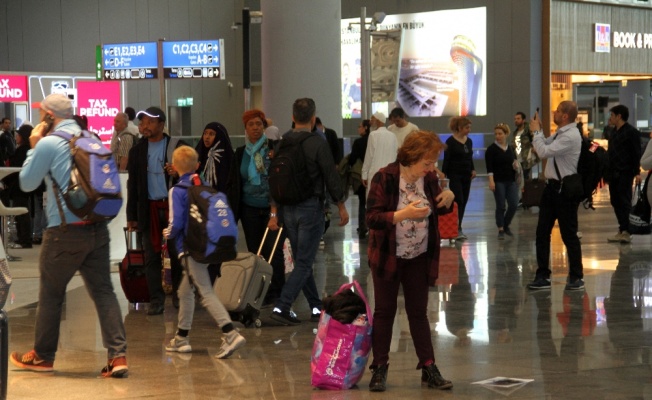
[{"left": 41, "top": 113, "right": 54, "bottom": 133}]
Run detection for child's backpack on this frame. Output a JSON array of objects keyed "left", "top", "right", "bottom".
[
  {"left": 577, "top": 138, "right": 608, "bottom": 209},
  {"left": 50, "top": 130, "right": 123, "bottom": 224},
  {"left": 268, "top": 131, "right": 315, "bottom": 205},
  {"left": 177, "top": 175, "right": 237, "bottom": 264}
]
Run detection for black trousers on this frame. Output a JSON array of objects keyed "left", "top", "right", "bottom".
[
  {"left": 609, "top": 173, "right": 635, "bottom": 233},
  {"left": 535, "top": 182, "right": 583, "bottom": 281}
]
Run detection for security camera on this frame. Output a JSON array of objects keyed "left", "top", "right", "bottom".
[{"left": 231, "top": 22, "right": 240, "bottom": 30}]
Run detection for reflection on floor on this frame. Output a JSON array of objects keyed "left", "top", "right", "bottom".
[{"left": 5, "top": 178, "right": 652, "bottom": 399}]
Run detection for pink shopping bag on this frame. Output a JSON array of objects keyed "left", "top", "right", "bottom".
[{"left": 311, "top": 280, "right": 373, "bottom": 390}]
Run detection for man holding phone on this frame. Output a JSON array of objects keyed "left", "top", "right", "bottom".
[
  {"left": 11, "top": 93, "right": 128, "bottom": 377},
  {"left": 526, "top": 101, "right": 585, "bottom": 291}
]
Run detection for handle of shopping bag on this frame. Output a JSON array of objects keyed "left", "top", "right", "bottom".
[
  {"left": 256, "top": 226, "right": 283, "bottom": 263},
  {"left": 333, "top": 280, "right": 373, "bottom": 327}
]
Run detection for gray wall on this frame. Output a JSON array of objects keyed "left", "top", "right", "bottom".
[
  {"left": 0, "top": 0, "right": 544, "bottom": 139},
  {"left": 0, "top": 0, "right": 250, "bottom": 137}
]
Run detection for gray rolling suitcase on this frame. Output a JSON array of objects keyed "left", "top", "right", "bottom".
[{"left": 214, "top": 228, "right": 281, "bottom": 328}]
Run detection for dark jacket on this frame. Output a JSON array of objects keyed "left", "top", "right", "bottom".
[
  {"left": 324, "top": 127, "right": 342, "bottom": 165},
  {"left": 366, "top": 161, "right": 451, "bottom": 285},
  {"left": 348, "top": 134, "right": 369, "bottom": 166},
  {"left": 608, "top": 122, "right": 642, "bottom": 177},
  {"left": 279, "top": 129, "right": 345, "bottom": 203},
  {"left": 126, "top": 135, "right": 185, "bottom": 227}
]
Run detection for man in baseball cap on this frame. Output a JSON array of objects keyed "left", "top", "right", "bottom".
[{"left": 136, "top": 106, "right": 166, "bottom": 123}]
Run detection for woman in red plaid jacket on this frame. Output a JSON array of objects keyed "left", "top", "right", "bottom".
[{"left": 365, "top": 130, "right": 455, "bottom": 392}]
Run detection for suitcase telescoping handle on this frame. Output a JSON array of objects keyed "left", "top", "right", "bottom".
[
  {"left": 123, "top": 227, "right": 144, "bottom": 268},
  {"left": 257, "top": 227, "right": 283, "bottom": 263}
]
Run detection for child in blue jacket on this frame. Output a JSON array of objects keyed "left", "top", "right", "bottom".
[{"left": 164, "top": 145, "right": 245, "bottom": 359}]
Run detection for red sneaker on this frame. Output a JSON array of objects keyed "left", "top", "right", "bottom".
[
  {"left": 101, "top": 356, "right": 128, "bottom": 378},
  {"left": 10, "top": 350, "right": 54, "bottom": 372}
]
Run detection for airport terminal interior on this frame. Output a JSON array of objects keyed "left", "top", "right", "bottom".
[{"left": 4, "top": 177, "right": 652, "bottom": 399}]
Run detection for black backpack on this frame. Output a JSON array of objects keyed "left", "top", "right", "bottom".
[
  {"left": 577, "top": 137, "right": 608, "bottom": 209},
  {"left": 268, "top": 131, "right": 315, "bottom": 205}
]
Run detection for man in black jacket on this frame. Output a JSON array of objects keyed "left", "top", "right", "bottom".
[
  {"left": 606, "top": 104, "right": 641, "bottom": 244},
  {"left": 126, "top": 107, "right": 185, "bottom": 315}
]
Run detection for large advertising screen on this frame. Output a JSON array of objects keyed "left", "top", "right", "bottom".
[{"left": 342, "top": 7, "right": 487, "bottom": 118}]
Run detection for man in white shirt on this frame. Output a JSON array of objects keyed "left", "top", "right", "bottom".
[
  {"left": 388, "top": 107, "right": 418, "bottom": 147},
  {"left": 527, "top": 101, "right": 584, "bottom": 292},
  {"left": 362, "top": 112, "right": 398, "bottom": 196}
]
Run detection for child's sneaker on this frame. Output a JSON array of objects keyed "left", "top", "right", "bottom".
[
  {"left": 215, "top": 331, "right": 246, "bottom": 359},
  {"left": 10, "top": 350, "right": 53, "bottom": 372},
  {"left": 101, "top": 356, "right": 128, "bottom": 378},
  {"left": 166, "top": 335, "right": 192, "bottom": 353}
]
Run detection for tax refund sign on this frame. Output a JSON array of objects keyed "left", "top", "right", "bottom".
[
  {"left": 162, "top": 39, "right": 224, "bottom": 79},
  {"left": 77, "top": 81, "right": 121, "bottom": 147},
  {"left": 0, "top": 75, "right": 28, "bottom": 102}
]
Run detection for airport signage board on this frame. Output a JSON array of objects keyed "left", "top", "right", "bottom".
[
  {"left": 77, "top": 81, "right": 122, "bottom": 147},
  {"left": 102, "top": 42, "right": 158, "bottom": 80},
  {"left": 0, "top": 75, "right": 28, "bottom": 102},
  {"left": 162, "top": 39, "right": 224, "bottom": 79}
]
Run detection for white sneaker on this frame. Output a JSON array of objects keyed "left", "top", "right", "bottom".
[
  {"left": 165, "top": 335, "right": 192, "bottom": 353},
  {"left": 215, "top": 331, "right": 246, "bottom": 359},
  {"left": 620, "top": 231, "right": 631, "bottom": 243},
  {"left": 607, "top": 232, "right": 622, "bottom": 243}
]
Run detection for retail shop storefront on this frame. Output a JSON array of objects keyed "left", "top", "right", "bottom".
[{"left": 550, "top": 0, "right": 652, "bottom": 137}]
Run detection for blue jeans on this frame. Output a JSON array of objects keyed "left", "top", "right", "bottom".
[
  {"left": 34, "top": 223, "right": 127, "bottom": 362},
  {"left": 493, "top": 181, "right": 519, "bottom": 229},
  {"left": 275, "top": 197, "right": 324, "bottom": 312}
]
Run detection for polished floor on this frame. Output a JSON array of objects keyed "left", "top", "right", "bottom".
[{"left": 4, "top": 177, "right": 652, "bottom": 399}]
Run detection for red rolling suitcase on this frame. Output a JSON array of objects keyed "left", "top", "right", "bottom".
[
  {"left": 119, "top": 228, "right": 150, "bottom": 303},
  {"left": 438, "top": 202, "right": 459, "bottom": 244}
]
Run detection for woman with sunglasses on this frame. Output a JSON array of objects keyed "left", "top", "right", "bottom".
[
  {"left": 442, "top": 116, "right": 475, "bottom": 240},
  {"left": 485, "top": 123, "right": 519, "bottom": 240}
]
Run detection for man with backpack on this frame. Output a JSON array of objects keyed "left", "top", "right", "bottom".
[
  {"left": 126, "top": 106, "right": 185, "bottom": 315},
  {"left": 268, "top": 98, "right": 349, "bottom": 325},
  {"left": 606, "top": 104, "right": 642, "bottom": 244},
  {"left": 527, "top": 101, "right": 585, "bottom": 291},
  {"left": 11, "top": 93, "right": 128, "bottom": 377}
]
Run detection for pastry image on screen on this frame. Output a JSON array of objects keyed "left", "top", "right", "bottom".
[{"left": 450, "top": 35, "right": 483, "bottom": 116}]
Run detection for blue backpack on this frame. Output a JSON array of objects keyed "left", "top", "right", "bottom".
[
  {"left": 177, "top": 175, "right": 238, "bottom": 264},
  {"left": 50, "top": 130, "right": 123, "bottom": 224}
]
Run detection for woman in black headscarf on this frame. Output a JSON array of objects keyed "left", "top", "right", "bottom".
[{"left": 195, "top": 122, "right": 234, "bottom": 193}]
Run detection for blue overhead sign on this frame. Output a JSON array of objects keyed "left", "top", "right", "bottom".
[
  {"left": 162, "top": 39, "right": 224, "bottom": 79},
  {"left": 102, "top": 42, "right": 158, "bottom": 80}
]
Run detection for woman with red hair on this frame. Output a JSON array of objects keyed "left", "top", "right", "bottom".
[{"left": 226, "top": 109, "right": 286, "bottom": 306}]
